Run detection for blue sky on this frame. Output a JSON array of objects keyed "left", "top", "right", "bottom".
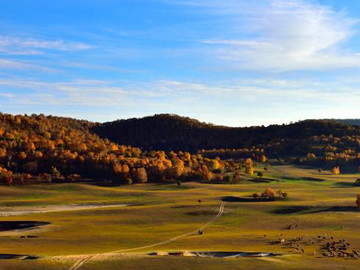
[{"left": 1, "top": 0, "right": 360, "bottom": 126}]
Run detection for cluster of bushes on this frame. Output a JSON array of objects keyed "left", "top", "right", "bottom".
[{"left": 252, "top": 187, "right": 287, "bottom": 200}]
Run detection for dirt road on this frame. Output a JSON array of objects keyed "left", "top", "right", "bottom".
[{"left": 64, "top": 202, "right": 226, "bottom": 270}]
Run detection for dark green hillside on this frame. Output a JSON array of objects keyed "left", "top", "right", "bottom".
[{"left": 92, "top": 114, "right": 359, "bottom": 154}]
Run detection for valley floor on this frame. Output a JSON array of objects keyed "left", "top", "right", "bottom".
[{"left": 1, "top": 164, "right": 360, "bottom": 270}]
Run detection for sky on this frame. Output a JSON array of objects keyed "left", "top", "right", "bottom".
[{"left": 1, "top": 0, "right": 360, "bottom": 127}]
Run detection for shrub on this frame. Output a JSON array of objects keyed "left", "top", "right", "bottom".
[
  {"left": 356, "top": 193, "right": 360, "bottom": 208},
  {"left": 255, "top": 188, "right": 288, "bottom": 200},
  {"left": 276, "top": 189, "right": 287, "bottom": 199},
  {"left": 261, "top": 187, "right": 275, "bottom": 199},
  {"left": 68, "top": 174, "right": 81, "bottom": 182}
]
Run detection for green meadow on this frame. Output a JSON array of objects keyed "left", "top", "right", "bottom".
[{"left": 1, "top": 164, "right": 360, "bottom": 270}]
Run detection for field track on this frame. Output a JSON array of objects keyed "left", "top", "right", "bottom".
[{"left": 66, "top": 202, "right": 226, "bottom": 270}]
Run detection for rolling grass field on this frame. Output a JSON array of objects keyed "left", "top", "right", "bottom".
[{"left": 1, "top": 164, "right": 360, "bottom": 269}]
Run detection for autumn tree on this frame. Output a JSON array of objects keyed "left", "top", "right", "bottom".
[
  {"left": 18, "top": 151, "right": 27, "bottom": 160},
  {"left": 0, "top": 113, "right": 244, "bottom": 185},
  {"left": 210, "top": 158, "right": 221, "bottom": 171},
  {"left": 306, "top": 152, "right": 316, "bottom": 160},
  {"left": 112, "top": 163, "right": 122, "bottom": 175},
  {"left": 261, "top": 187, "right": 275, "bottom": 199},
  {"left": 135, "top": 167, "right": 148, "bottom": 183},
  {"left": 332, "top": 165, "right": 340, "bottom": 175},
  {"left": 245, "top": 158, "right": 254, "bottom": 176},
  {"left": 205, "top": 171, "right": 214, "bottom": 181},
  {"left": 0, "top": 167, "right": 13, "bottom": 184}
]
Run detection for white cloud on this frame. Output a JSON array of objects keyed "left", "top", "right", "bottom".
[
  {"left": 0, "top": 58, "right": 55, "bottom": 72},
  {"left": 186, "top": 0, "right": 360, "bottom": 71},
  {"left": 2, "top": 76, "right": 360, "bottom": 125},
  {"left": 0, "top": 35, "right": 92, "bottom": 55},
  {"left": 0, "top": 76, "right": 358, "bottom": 106}
]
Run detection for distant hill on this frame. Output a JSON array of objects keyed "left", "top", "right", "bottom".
[
  {"left": 2, "top": 112, "right": 360, "bottom": 185},
  {"left": 92, "top": 114, "right": 357, "bottom": 153}
]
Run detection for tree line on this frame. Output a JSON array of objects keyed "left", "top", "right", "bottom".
[{"left": 0, "top": 113, "right": 258, "bottom": 185}]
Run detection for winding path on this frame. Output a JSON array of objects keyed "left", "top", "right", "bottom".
[{"left": 67, "top": 202, "right": 226, "bottom": 270}]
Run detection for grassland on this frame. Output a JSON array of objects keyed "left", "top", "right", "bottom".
[{"left": 1, "top": 164, "right": 360, "bottom": 269}]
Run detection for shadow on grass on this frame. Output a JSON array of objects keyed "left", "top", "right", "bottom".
[
  {"left": 334, "top": 182, "right": 360, "bottom": 188},
  {"left": 171, "top": 205, "right": 194, "bottom": 209},
  {"left": 249, "top": 178, "right": 280, "bottom": 183},
  {"left": 86, "top": 181, "right": 124, "bottom": 187},
  {"left": 147, "top": 183, "right": 195, "bottom": 191},
  {"left": 185, "top": 210, "right": 219, "bottom": 216},
  {"left": 0, "top": 221, "right": 50, "bottom": 232},
  {"left": 272, "top": 205, "right": 359, "bottom": 214},
  {"left": 0, "top": 254, "right": 40, "bottom": 260},
  {"left": 280, "top": 177, "right": 325, "bottom": 182},
  {"left": 221, "top": 196, "right": 278, "bottom": 202}
]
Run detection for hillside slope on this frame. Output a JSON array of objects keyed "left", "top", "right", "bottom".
[
  {"left": 92, "top": 114, "right": 358, "bottom": 153},
  {"left": 0, "top": 113, "right": 239, "bottom": 184}
]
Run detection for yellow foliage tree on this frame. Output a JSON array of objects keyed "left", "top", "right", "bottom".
[
  {"left": 110, "top": 144, "right": 119, "bottom": 151},
  {"left": 27, "top": 142, "right": 36, "bottom": 151},
  {"left": 245, "top": 165, "right": 254, "bottom": 176},
  {"left": 205, "top": 171, "right": 214, "bottom": 181},
  {"left": 18, "top": 151, "right": 27, "bottom": 160},
  {"left": 306, "top": 153, "right": 316, "bottom": 160},
  {"left": 332, "top": 165, "right": 340, "bottom": 175},
  {"left": 78, "top": 143, "right": 88, "bottom": 152},
  {"left": 245, "top": 158, "right": 253, "bottom": 167},
  {"left": 210, "top": 159, "right": 221, "bottom": 171},
  {"left": 0, "top": 148, "right": 6, "bottom": 158},
  {"left": 163, "top": 159, "right": 172, "bottom": 168},
  {"left": 184, "top": 152, "right": 191, "bottom": 162}
]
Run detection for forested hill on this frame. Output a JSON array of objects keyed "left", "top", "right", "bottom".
[
  {"left": 1, "top": 113, "right": 360, "bottom": 185},
  {"left": 0, "top": 113, "right": 244, "bottom": 184},
  {"left": 92, "top": 114, "right": 359, "bottom": 152}
]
